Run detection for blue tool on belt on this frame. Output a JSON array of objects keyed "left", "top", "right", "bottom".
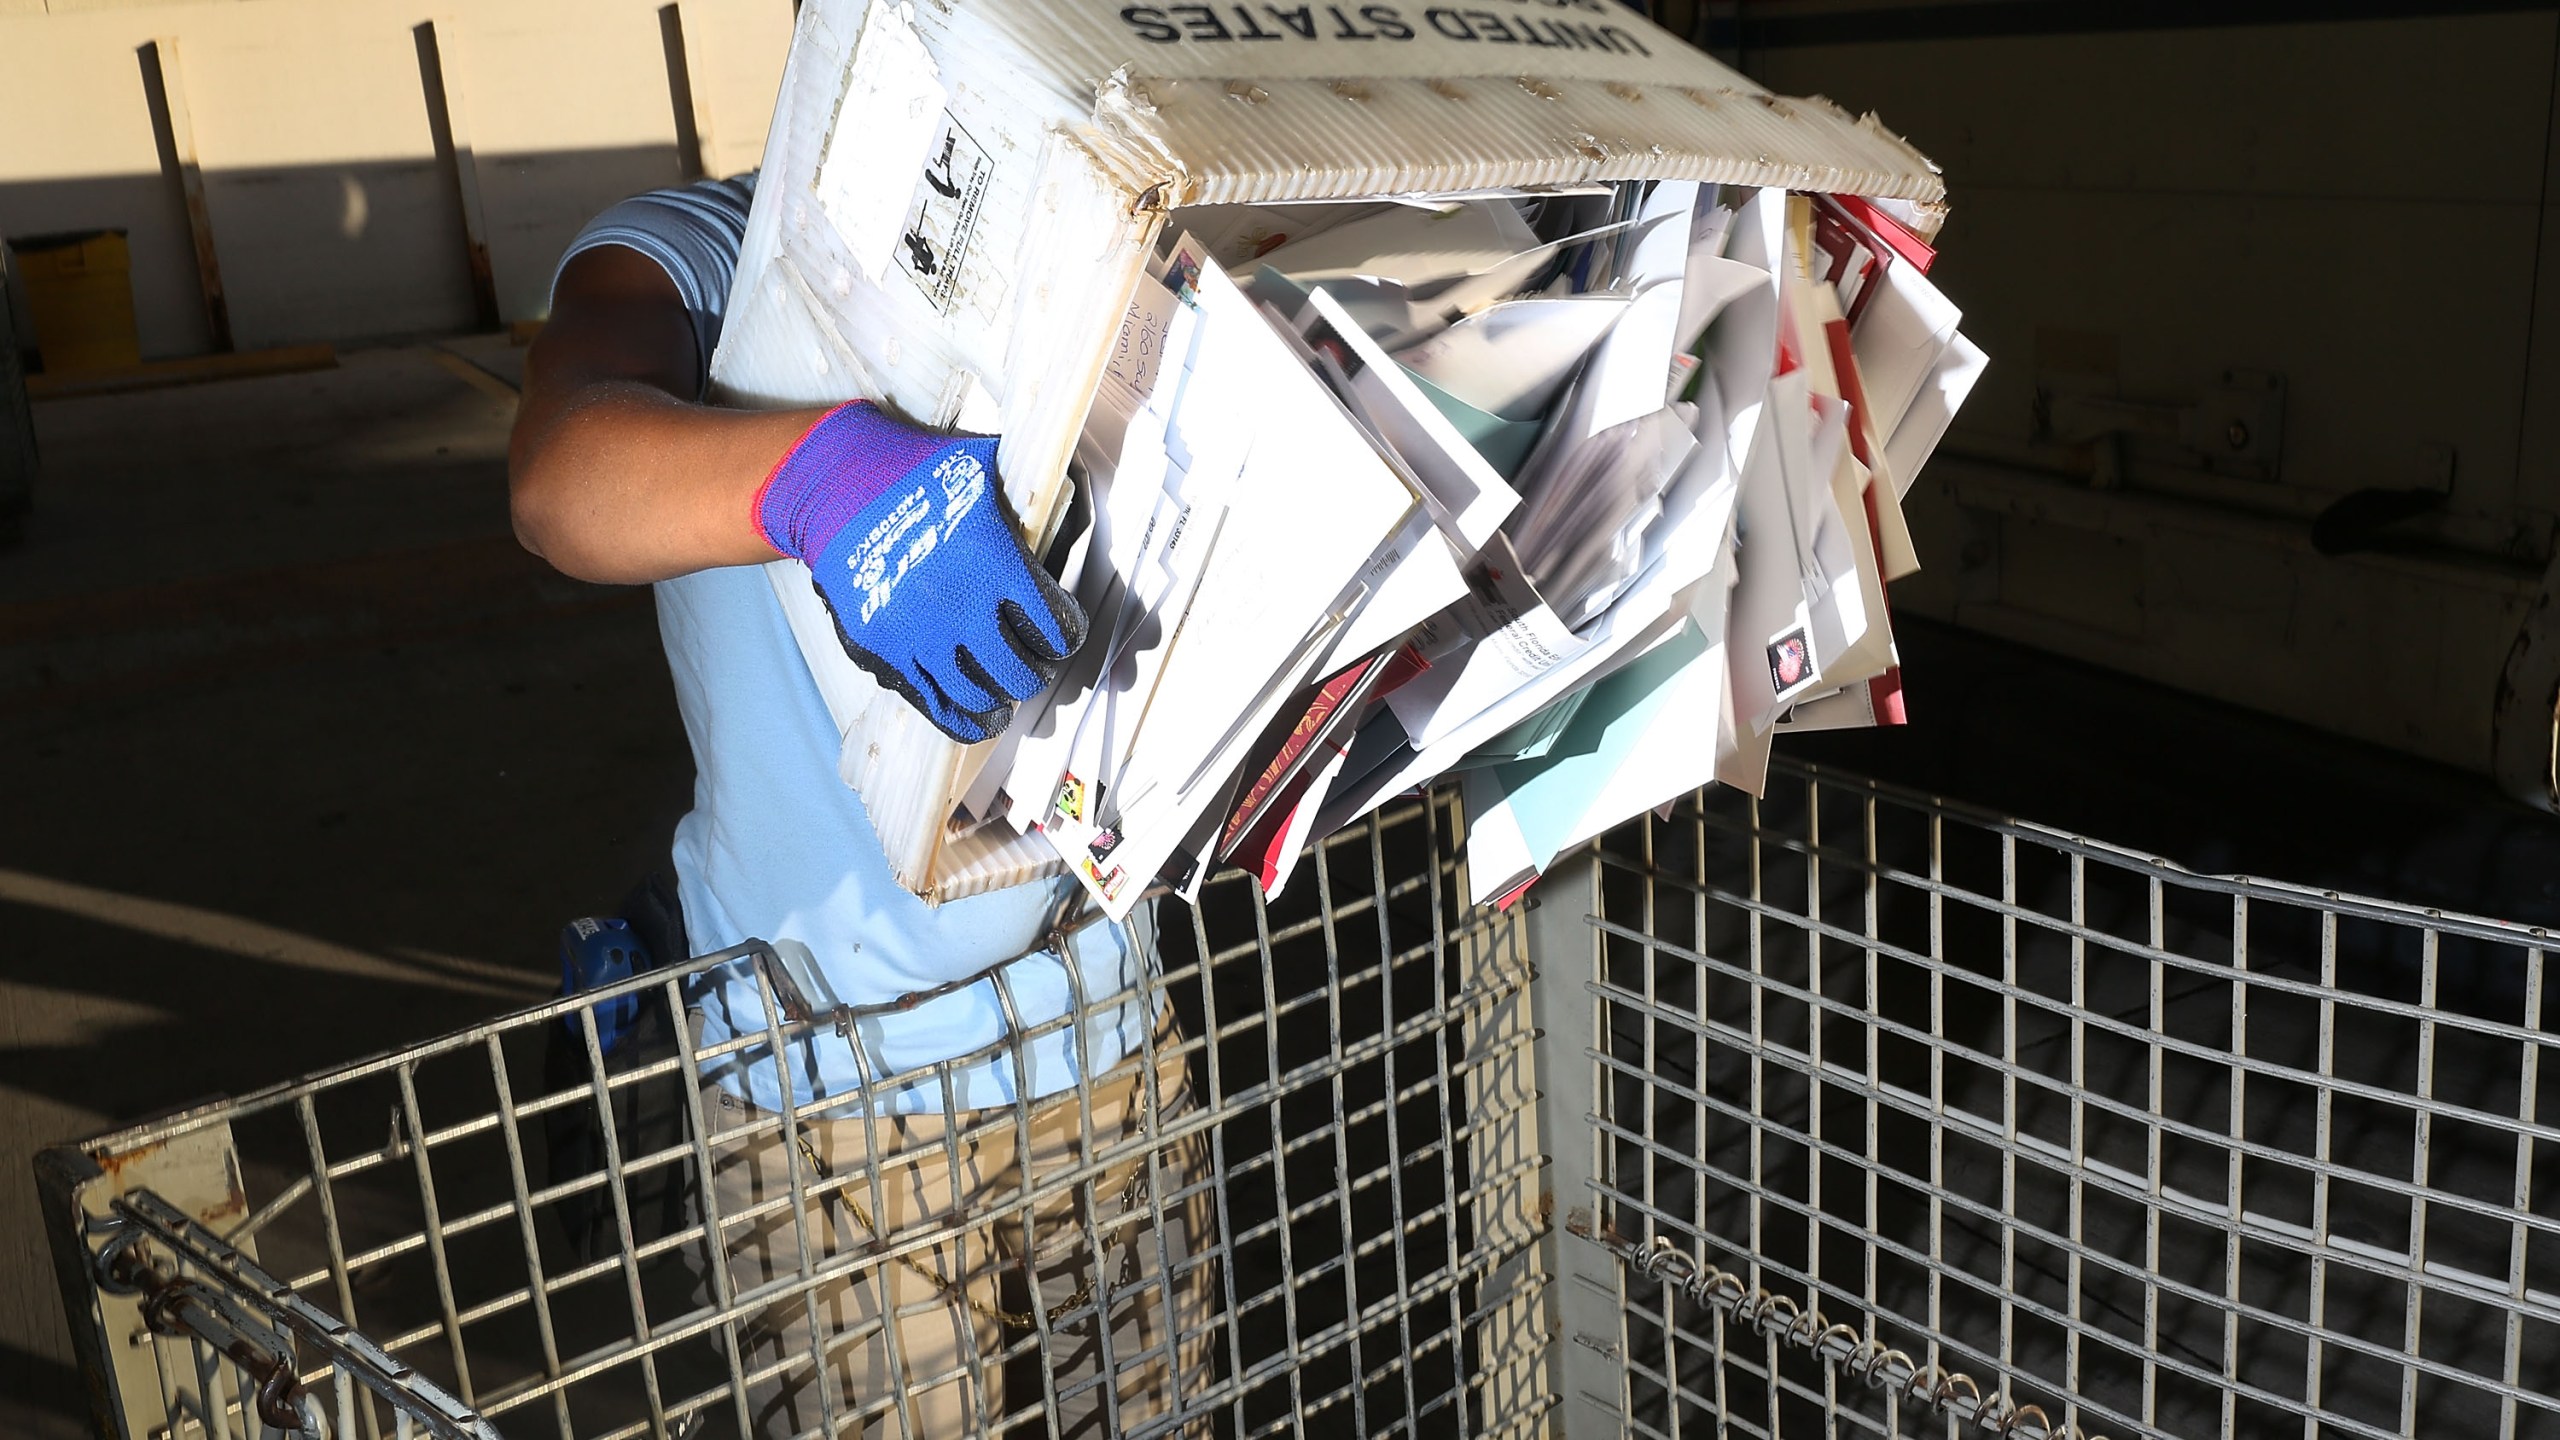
[{"left": 558, "top": 916, "right": 653, "bottom": 1055}]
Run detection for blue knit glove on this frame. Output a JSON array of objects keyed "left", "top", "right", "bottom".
[{"left": 755, "top": 401, "right": 1085, "bottom": 743}]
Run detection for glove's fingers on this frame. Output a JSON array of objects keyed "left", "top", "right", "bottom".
[
  {"left": 956, "top": 636, "right": 1043, "bottom": 706},
  {"left": 810, "top": 573, "right": 996, "bottom": 744},
  {"left": 914, "top": 664, "right": 1004, "bottom": 745},
  {"left": 871, "top": 654, "right": 995, "bottom": 744},
  {"left": 980, "top": 499, "right": 1087, "bottom": 664},
  {"left": 993, "top": 600, "right": 1071, "bottom": 688},
  {"left": 994, "top": 562, "right": 1087, "bottom": 674},
  {"left": 877, "top": 655, "right": 996, "bottom": 745},
  {"left": 924, "top": 643, "right": 1007, "bottom": 717}
]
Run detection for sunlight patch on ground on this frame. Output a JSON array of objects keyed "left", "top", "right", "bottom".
[{"left": 0, "top": 869, "right": 551, "bottom": 1001}]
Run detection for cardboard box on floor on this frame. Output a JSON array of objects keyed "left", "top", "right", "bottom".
[{"left": 708, "top": 0, "right": 1947, "bottom": 902}]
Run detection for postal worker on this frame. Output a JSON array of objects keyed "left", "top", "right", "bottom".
[{"left": 509, "top": 171, "right": 1215, "bottom": 1439}]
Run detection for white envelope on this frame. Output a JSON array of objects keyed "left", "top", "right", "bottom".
[
  {"left": 1850, "top": 255, "right": 1964, "bottom": 446},
  {"left": 1679, "top": 255, "right": 1777, "bottom": 366},
  {"left": 1774, "top": 680, "right": 1883, "bottom": 733},
  {"left": 1575, "top": 180, "right": 1700, "bottom": 438},
  {"left": 1389, "top": 295, "right": 1630, "bottom": 420},
  {"left": 1256, "top": 200, "right": 1541, "bottom": 292},
  {"left": 1383, "top": 535, "right": 1579, "bottom": 749},
  {"left": 1053, "top": 259, "right": 1419, "bottom": 918},
  {"left": 1302, "top": 286, "right": 1521, "bottom": 550},
  {"left": 1800, "top": 399, "right": 1893, "bottom": 697},
  {"left": 1723, "top": 412, "right": 1819, "bottom": 740},
  {"left": 1005, "top": 394, "right": 1239, "bottom": 834},
  {"left": 1884, "top": 332, "right": 1989, "bottom": 497},
  {"left": 1805, "top": 280, "right": 1920, "bottom": 582},
  {"left": 1318, "top": 510, "right": 1469, "bottom": 673}
]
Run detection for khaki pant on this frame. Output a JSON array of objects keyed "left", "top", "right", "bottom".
[{"left": 696, "top": 1021, "right": 1218, "bottom": 1440}]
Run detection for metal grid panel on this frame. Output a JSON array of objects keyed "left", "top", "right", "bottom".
[
  {"left": 48, "top": 793, "right": 1550, "bottom": 1440},
  {"left": 1564, "top": 761, "right": 2559, "bottom": 1440}
]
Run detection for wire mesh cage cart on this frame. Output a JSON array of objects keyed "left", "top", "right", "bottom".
[
  {"left": 40, "top": 765, "right": 2560, "bottom": 1439},
  {"left": 41, "top": 792, "right": 1549, "bottom": 1440}
]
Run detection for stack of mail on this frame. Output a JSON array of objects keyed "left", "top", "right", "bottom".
[{"left": 959, "top": 181, "right": 1985, "bottom": 916}]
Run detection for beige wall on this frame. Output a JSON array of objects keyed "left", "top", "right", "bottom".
[{"left": 0, "top": 0, "right": 792, "bottom": 357}]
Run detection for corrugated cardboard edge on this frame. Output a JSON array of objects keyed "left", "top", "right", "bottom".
[{"left": 1088, "top": 73, "right": 1946, "bottom": 211}]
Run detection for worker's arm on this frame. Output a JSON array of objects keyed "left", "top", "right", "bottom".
[
  {"left": 507, "top": 243, "right": 818, "bottom": 584},
  {"left": 506, "top": 240, "right": 1085, "bottom": 742}
]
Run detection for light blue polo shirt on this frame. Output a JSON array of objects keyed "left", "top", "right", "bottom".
[{"left": 555, "top": 174, "right": 1147, "bottom": 1115}]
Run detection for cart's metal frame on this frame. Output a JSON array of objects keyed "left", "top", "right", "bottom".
[
  {"left": 1539, "top": 765, "right": 2558, "bottom": 1440},
  {"left": 41, "top": 765, "right": 2560, "bottom": 1438}
]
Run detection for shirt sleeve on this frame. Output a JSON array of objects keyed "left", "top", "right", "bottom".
[{"left": 549, "top": 172, "right": 759, "bottom": 400}]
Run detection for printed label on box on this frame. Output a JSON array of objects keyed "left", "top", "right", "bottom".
[{"left": 894, "top": 112, "right": 993, "bottom": 314}]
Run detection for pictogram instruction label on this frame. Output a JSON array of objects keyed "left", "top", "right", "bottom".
[{"left": 893, "top": 111, "right": 991, "bottom": 314}]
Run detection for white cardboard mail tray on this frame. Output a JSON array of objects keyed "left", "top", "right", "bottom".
[{"left": 708, "top": 0, "right": 1946, "bottom": 902}]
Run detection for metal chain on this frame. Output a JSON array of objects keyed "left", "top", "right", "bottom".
[
  {"left": 93, "top": 1221, "right": 332, "bottom": 1436},
  {"left": 1578, "top": 1216, "right": 2116, "bottom": 1440}
]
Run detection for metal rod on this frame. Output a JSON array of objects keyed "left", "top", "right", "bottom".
[{"left": 106, "top": 1192, "right": 494, "bottom": 1439}]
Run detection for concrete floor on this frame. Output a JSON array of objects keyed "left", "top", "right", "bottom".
[{"left": 0, "top": 338, "right": 694, "bottom": 1437}]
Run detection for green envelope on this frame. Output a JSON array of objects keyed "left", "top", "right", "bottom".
[
  {"left": 1397, "top": 365, "right": 1544, "bottom": 481},
  {"left": 1447, "top": 687, "right": 1594, "bottom": 772},
  {"left": 1474, "top": 622, "right": 1712, "bottom": 868}
]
